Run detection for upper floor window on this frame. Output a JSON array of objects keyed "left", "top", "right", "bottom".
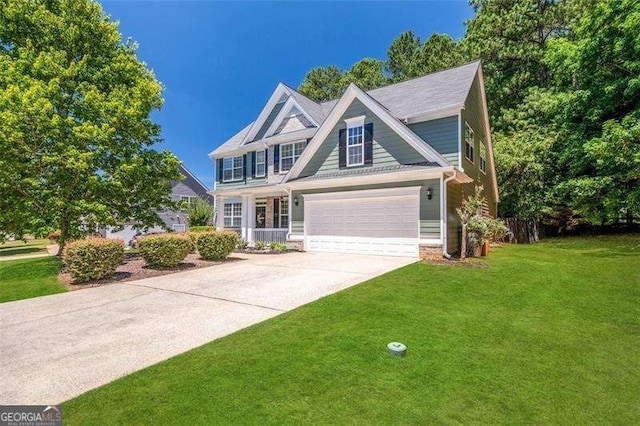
[
  {"left": 479, "top": 141, "right": 487, "bottom": 174},
  {"left": 255, "top": 150, "right": 266, "bottom": 177},
  {"left": 464, "top": 122, "right": 474, "bottom": 163},
  {"left": 280, "top": 141, "right": 306, "bottom": 172},
  {"left": 179, "top": 195, "right": 194, "bottom": 206},
  {"left": 223, "top": 156, "right": 243, "bottom": 182},
  {"left": 347, "top": 125, "right": 364, "bottom": 166}
]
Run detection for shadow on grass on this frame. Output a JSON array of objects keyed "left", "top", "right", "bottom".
[{"left": 0, "top": 247, "right": 46, "bottom": 257}]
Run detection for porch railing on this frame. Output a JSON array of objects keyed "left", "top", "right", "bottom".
[{"left": 253, "top": 228, "right": 288, "bottom": 244}]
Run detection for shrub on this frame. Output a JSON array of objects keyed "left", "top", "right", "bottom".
[
  {"left": 468, "top": 216, "right": 509, "bottom": 245},
  {"left": 197, "top": 231, "right": 238, "bottom": 260},
  {"left": 138, "top": 234, "right": 192, "bottom": 268},
  {"left": 184, "top": 231, "right": 203, "bottom": 252},
  {"left": 189, "top": 226, "right": 217, "bottom": 233},
  {"left": 237, "top": 239, "right": 249, "bottom": 250},
  {"left": 63, "top": 238, "right": 124, "bottom": 283},
  {"left": 254, "top": 241, "right": 265, "bottom": 250},
  {"left": 270, "top": 242, "right": 287, "bottom": 253}
]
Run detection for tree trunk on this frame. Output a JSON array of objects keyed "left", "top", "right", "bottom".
[
  {"left": 504, "top": 218, "right": 539, "bottom": 244},
  {"left": 460, "top": 223, "right": 467, "bottom": 259},
  {"left": 58, "top": 216, "right": 70, "bottom": 256}
]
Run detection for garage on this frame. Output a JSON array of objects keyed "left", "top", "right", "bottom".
[{"left": 303, "top": 187, "right": 420, "bottom": 257}]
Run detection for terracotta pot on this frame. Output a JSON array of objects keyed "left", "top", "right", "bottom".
[{"left": 481, "top": 241, "right": 489, "bottom": 256}]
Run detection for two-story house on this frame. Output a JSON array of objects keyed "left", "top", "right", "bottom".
[{"left": 209, "top": 61, "right": 498, "bottom": 258}]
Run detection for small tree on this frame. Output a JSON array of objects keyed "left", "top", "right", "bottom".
[
  {"left": 0, "top": 0, "right": 181, "bottom": 252},
  {"left": 185, "top": 197, "right": 215, "bottom": 227},
  {"left": 456, "top": 186, "right": 485, "bottom": 259}
]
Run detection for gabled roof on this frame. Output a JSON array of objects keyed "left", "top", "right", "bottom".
[
  {"left": 211, "top": 61, "right": 481, "bottom": 157},
  {"left": 284, "top": 83, "right": 451, "bottom": 181}
]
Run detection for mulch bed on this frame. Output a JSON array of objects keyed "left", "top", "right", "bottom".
[{"left": 59, "top": 253, "right": 244, "bottom": 290}]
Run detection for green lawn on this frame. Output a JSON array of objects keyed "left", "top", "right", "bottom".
[
  {"left": 64, "top": 235, "right": 639, "bottom": 424},
  {"left": 0, "top": 257, "right": 66, "bottom": 303}
]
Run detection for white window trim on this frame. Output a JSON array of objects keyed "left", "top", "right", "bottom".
[
  {"left": 255, "top": 150, "right": 266, "bottom": 177},
  {"left": 222, "top": 156, "right": 244, "bottom": 182},
  {"left": 346, "top": 121, "right": 365, "bottom": 167},
  {"left": 279, "top": 197, "right": 289, "bottom": 229},
  {"left": 464, "top": 122, "right": 474, "bottom": 163},
  {"left": 479, "top": 141, "right": 487, "bottom": 174},
  {"left": 223, "top": 202, "right": 242, "bottom": 227},
  {"left": 179, "top": 195, "right": 194, "bottom": 205},
  {"left": 279, "top": 141, "right": 306, "bottom": 174}
]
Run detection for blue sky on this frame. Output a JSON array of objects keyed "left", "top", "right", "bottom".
[{"left": 100, "top": 1, "right": 473, "bottom": 188}]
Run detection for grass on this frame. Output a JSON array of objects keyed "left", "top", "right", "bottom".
[
  {"left": 0, "top": 257, "right": 66, "bottom": 303},
  {"left": 64, "top": 235, "right": 639, "bottom": 424},
  {"left": 0, "top": 238, "right": 51, "bottom": 258}
]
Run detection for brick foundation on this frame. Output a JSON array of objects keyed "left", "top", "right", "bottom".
[
  {"left": 286, "top": 240, "right": 304, "bottom": 251},
  {"left": 419, "top": 244, "right": 442, "bottom": 261}
]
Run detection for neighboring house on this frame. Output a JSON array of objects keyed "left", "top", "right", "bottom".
[
  {"left": 105, "top": 164, "right": 213, "bottom": 245},
  {"left": 209, "top": 61, "right": 498, "bottom": 258}
]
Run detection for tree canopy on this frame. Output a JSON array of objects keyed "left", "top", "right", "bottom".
[
  {"left": 297, "top": 0, "right": 639, "bottom": 225},
  {"left": 0, "top": 0, "right": 181, "bottom": 249}
]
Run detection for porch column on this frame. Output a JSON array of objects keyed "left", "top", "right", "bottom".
[
  {"left": 246, "top": 195, "right": 255, "bottom": 245},
  {"left": 215, "top": 196, "right": 225, "bottom": 230},
  {"left": 240, "top": 195, "right": 255, "bottom": 242}
]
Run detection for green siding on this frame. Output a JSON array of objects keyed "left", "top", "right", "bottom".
[
  {"left": 299, "top": 99, "right": 426, "bottom": 178},
  {"left": 447, "top": 181, "right": 462, "bottom": 254},
  {"left": 215, "top": 151, "right": 267, "bottom": 190},
  {"left": 461, "top": 75, "right": 497, "bottom": 216},
  {"left": 291, "top": 179, "right": 441, "bottom": 239},
  {"left": 408, "top": 115, "right": 459, "bottom": 166}
]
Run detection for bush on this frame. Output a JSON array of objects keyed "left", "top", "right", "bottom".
[
  {"left": 468, "top": 216, "right": 509, "bottom": 245},
  {"left": 197, "top": 231, "right": 238, "bottom": 260},
  {"left": 189, "top": 226, "right": 217, "bottom": 233},
  {"left": 63, "top": 238, "right": 124, "bottom": 283},
  {"left": 254, "top": 241, "right": 265, "bottom": 250},
  {"left": 138, "top": 234, "right": 192, "bottom": 268},
  {"left": 270, "top": 242, "right": 287, "bottom": 253},
  {"left": 237, "top": 239, "right": 248, "bottom": 250},
  {"left": 184, "top": 232, "right": 203, "bottom": 252}
]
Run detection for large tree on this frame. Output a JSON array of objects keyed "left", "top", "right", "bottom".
[{"left": 0, "top": 0, "right": 181, "bottom": 250}]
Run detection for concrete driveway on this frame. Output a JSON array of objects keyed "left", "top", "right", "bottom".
[{"left": 0, "top": 252, "right": 414, "bottom": 405}]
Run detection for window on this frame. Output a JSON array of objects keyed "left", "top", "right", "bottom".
[
  {"left": 179, "top": 195, "right": 194, "bottom": 206},
  {"left": 279, "top": 197, "right": 289, "bottom": 229},
  {"left": 347, "top": 125, "right": 364, "bottom": 166},
  {"left": 464, "top": 123, "right": 474, "bottom": 163},
  {"left": 479, "top": 141, "right": 487, "bottom": 174},
  {"left": 223, "top": 156, "right": 243, "bottom": 182},
  {"left": 223, "top": 202, "right": 242, "bottom": 227},
  {"left": 280, "top": 141, "right": 306, "bottom": 172},
  {"left": 255, "top": 150, "right": 266, "bottom": 177},
  {"left": 172, "top": 223, "right": 186, "bottom": 232}
]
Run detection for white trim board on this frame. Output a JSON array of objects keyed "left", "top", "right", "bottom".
[
  {"left": 302, "top": 186, "right": 421, "bottom": 202},
  {"left": 283, "top": 83, "right": 452, "bottom": 181},
  {"left": 263, "top": 97, "right": 319, "bottom": 138}
]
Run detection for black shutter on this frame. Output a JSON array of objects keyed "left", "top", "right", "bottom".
[
  {"left": 273, "top": 198, "right": 280, "bottom": 228},
  {"left": 243, "top": 154, "right": 247, "bottom": 182},
  {"left": 364, "top": 123, "right": 373, "bottom": 165},
  {"left": 216, "top": 158, "right": 223, "bottom": 182},
  {"left": 273, "top": 145, "right": 280, "bottom": 174},
  {"left": 265, "top": 148, "right": 269, "bottom": 176},
  {"left": 251, "top": 151, "right": 256, "bottom": 178},
  {"left": 338, "top": 128, "right": 347, "bottom": 169}
]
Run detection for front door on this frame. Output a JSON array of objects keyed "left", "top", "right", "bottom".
[{"left": 255, "top": 200, "right": 266, "bottom": 228}]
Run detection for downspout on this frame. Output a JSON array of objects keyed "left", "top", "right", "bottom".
[{"left": 442, "top": 171, "right": 457, "bottom": 259}]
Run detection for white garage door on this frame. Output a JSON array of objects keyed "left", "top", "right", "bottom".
[{"left": 304, "top": 187, "right": 420, "bottom": 258}]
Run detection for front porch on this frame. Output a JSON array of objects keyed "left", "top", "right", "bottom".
[{"left": 216, "top": 193, "right": 291, "bottom": 245}]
